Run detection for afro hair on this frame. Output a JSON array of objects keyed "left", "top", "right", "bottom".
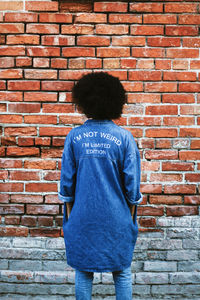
[{"left": 72, "top": 72, "right": 126, "bottom": 120}]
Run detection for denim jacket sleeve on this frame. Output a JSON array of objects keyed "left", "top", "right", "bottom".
[
  {"left": 123, "top": 134, "right": 143, "bottom": 205},
  {"left": 58, "top": 133, "right": 76, "bottom": 203}
]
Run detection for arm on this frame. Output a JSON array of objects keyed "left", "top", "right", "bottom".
[
  {"left": 58, "top": 134, "right": 76, "bottom": 215},
  {"left": 123, "top": 135, "right": 143, "bottom": 207}
]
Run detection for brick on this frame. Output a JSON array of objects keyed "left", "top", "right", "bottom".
[
  {"left": 0, "top": 170, "right": 8, "bottom": 180},
  {"left": 164, "top": 185, "right": 196, "bottom": 194},
  {"left": 113, "top": 36, "right": 145, "bottom": 47},
  {"left": 166, "top": 25, "right": 199, "bottom": 36},
  {"left": 30, "top": 228, "right": 60, "bottom": 237},
  {"left": 35, "top": 137, "right": 51, "bottom": 146},
  {"left": 132, "top": 48, "right": 165, "bottom": 58},
  {"left": 156, "top": 139, "right": 171, "bottom": 149},
  {"left": 26, "top": 204, "right": 59, "bottom": 214},
  {"left": 0, "top": 81, "right": 6, "bottom": 90},
  {"left": 24, "top": 92, "right": 57, "bottom": 102},
  {"left": 139, "top": 217, "right": 156, "bottom": 227},
  {"left": 39, "top": 13, "right": 72, "bottom": 23},
  {"left": 38, "top": 216, "right": 53, "bottom": 226},
  {"left": 9, "top": 171, "right": 40, "bottom": 181},
  {"left": 51, "top": 58, "right": 67, "bottom": 69},
  {"left": 179, "top": 83, "right": 200, "bottom": 92},
  {"left": 18, "top": 137, "right": 34, "bottom": 146},
  {"left": 42, "top": 81, "right": 74, "bottom": 91},
  {"left": 162, "top": 162, "right": 194, "bottom": 171},
  {"left": 146, "top": 128, "right": 177, "bottom": 138},
  {"left": 0, "top": 194, "right": 11, "bottom": 204},
  {"left": 185, "top": 174, "right": 200, "bottom": 182},
  {"left": 166, "top": 206, "right": 198, "bottom": 216},
  {"left": 0, "top": 57, "right": 14, "bottom": 68},
  {"left": 129, "top": 71, "right": 161, "bottom": 81},
  {"left": 26, "top": 24, "right": 59, "bottom": 34},
  {"left": 24, "top": 115, "right": 57, "bottom": 124},
  {"left": 0, "top": 183, "right": 23, "bottom": 193},
  {"left": 103, "top": 58, "right": 120, "bottom": 69},
  {"left": 42, "top": 103, "right": 74, "bottom": 113},
  {"left": 7, "top": 35, "right": 39, "bottom": 45},
  {"left": 129, "top": 117, "right": 161, "bottom": 126},
  {"left": 163, "top": 94, "right": 195, "bottom": 104},
  {"left": 163, "top": 117, "right": 194, "bottom": 126},
  {"left": 45, "top": 195, "right": 60, "bottom": 204},
  {"left": 179, "top": 15, "right": 200, "bottom": 25},
  {"left": 0, "top": 204, "right": 24, "bottom": 214},
  {"left": 144, "top": 14, "right": 176, "bottom": 24},
  {"left": 145, "top": 150, "right": 178, "bottom": 160},
  {"left": 0, "top": 115, "right": 23, "bottom": 124},
  {"left": 184, "top": 196, "right": 200, "bottom": 205},
  {"left": 4, "top": 127, "right": 37, "bottom": 136},
  {"left": 191, "top": 140, "right": 200, "bottom": 149},
  {"left": 0, "top": 69, "right": 22, "bottom": 79},
  {"left": 0, "top": 227, "right": 28, "bottom": 237},
  {"left": 149, "top": 195, "right": 182, "bottom": 205},
  {"left": 77, "top": 36, "right": 110, "bottom": 46},
  {"left": 96, "top": 25, "right": 128, "bottom": 35},
  {"left": 41, "top": 148, "right": 63, "bottom": 159},
  {"left": 145, "top": 82, "right": 177, "bottom": 92},
  {"left": 173, "top": 60, "right": 189, "bottom": 70},
  {"left": 27, "top": 47, "right": 60, "bottom": 57},
  {"left": 94, "top": 2, "right": 127, "bottom": 12},
  {"left": 26, "top": 1, "right": 58, "bottom": 12},
  {"left": 120, "top": 58, "right": 137, "bottom": 69},
  {"left": 24, "top": 160, "right": 56, "bottom": 170},
  {"left": 140, "top": 184, "right": 162, "bottom": 194},
  {"left": 163, "top": 71, "right": 196, "bottom": 81},
  {"left": 1, "top": 137, "right": 16, "bottom": 146},
  {"left": 21, "top": 216, "right": 37, "bottom": 227},
  {"left": 146, "top": 105, "right": 177, "bottom": 115},
  {"left": 0, "top": 1, "right": 23, "bottom": 11},
  {"left": 62, "top": 47, "right": 95, "bottom": 57},
  {"left": 42, "top": 35, "right": 75, "bottom": 46},
  {"left": 165, "top": 3, "right": 197, "bottom": 13},
  {"left": 148, "top": 37, "right": 180, "bottom": 47},
  {"left": 59, "top": 70, "right": 89, "bottom": 80},
  {"left": 75, "top": 13, "right": 107, "bottom": 23},
  {"left": 179, "top": 151, "right": 200, "bottom": 160},
  {"left": 144, "top": 261, "right": 177, "bottom": 272},
  {"left": 130, "top": 3, "right": 163, "bottom": 12},
  {"left": 136, "top": 272, "right": 168, "bottom": 284},
  {"left": 150, "top": 173, "right": 182, "bottom": 182},
  {"left": 137, "top": 59, "right": 154, "bottom": 69},
  {"left": 109, "top": 14, "right": 142, "bottom": 24},
  {"left": 128, "top": 93, "right": 160, "bottom": 104},
  {"left": 8, "top": 81, "right": 40, "bottom": 91},
  {"left": 8, "top": 103, "right": 40, "bottom": 113},
  {"left": 131, "top": 25, "right": 164, "bottom": 36},
  {"left": 11, "top": 194, "right": 43, "bottom": 204},
  {"left": 25, "top": 69, "right": 57, "bottom": 79},
  {"left": 138, "top": 206, "right": 164, "bottom": 216},
  {"left": 39, "top": 127, "right": 71, "bottom": 137},
  {"left": 180, "top": 105, "right": 200, "bottom": 115},
  {"left": 43, "top": 171, "right": 60, "bottom": 181},
  {"left": 5, "top": 12, "right": 38, "bottom": 22},
  {"left": 180, "top": 128, "right": 200, "bottom": 137},
  {"left": 166, "top": 49, "right": 199, "bottom": 58},
  {"left": 5, "top": 216, "right": 20, "bottom": 225},
  {"left": 97, "top": 47, "right": 130, "bottom": 58},
  {"left": 61, "top": 24, "right": 94, "bottom": 34},
  {"left": 16, "top": 57, "right": 32, "bottom": 67},
  {"left": 0, "top": 159, "right": 22, "bottom": 168},
  {"left": 7, "top": 147, "right": 39, "bottom": 157},
  {"left": 33, "top": 58, "right": 49, "bottom": 68},
  {"left": 183, "top": 38, "right": 200, "bottom": 48},
  {"left": 0, "top": 46, "right": 25, "bottom": 56}
]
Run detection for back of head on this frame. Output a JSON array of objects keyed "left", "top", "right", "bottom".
[{"left": 72, "top": 72, "right": 126, "bottom": 120}]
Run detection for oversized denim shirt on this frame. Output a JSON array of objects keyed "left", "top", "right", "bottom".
[{"left": 59, "top": 119, "right": 142, "bottom": 272}]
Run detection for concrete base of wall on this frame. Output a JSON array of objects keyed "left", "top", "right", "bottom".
[{"left": 0, "top": 216, "right": 200, "bottom": 299}]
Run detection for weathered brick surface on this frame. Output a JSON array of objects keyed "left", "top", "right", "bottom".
[{"left": 0, "top": 0, "right": 200, "bottom": 298}]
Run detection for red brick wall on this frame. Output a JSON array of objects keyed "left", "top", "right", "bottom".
[{"left": 0, "top": 0, "right": 199, "bottom": 238}]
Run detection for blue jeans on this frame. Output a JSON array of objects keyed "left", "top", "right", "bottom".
[{"left": 75, "top": 266, "right": 132, "bottom": 300}]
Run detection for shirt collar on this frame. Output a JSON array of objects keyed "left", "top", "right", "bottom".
[{"left": 84, "top": 119, "right": 114, "bottom": 125}]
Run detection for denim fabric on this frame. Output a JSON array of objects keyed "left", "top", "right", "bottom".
[
  {"left": 59, "top": 119, "right": 142, "bottom": 272},
  {"left": 75, "top": 266, "right": 132, "bottom": 300}
]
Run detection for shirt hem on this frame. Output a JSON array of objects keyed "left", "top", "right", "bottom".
[
  {"left": 67, "top": 261, "right": 132, "bottom": 273},
  {"left": 58, "top": 193, "right": 74, "bottom": 203}
]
